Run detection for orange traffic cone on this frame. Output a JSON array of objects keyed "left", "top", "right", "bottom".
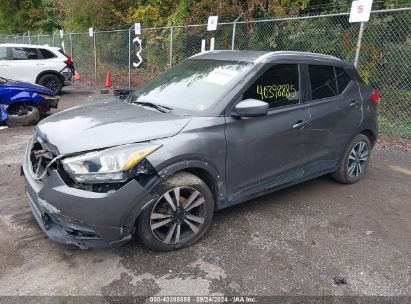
[
  {"left": 105, "top": 71, "right": 111, "bottom": 88},
  {"left": 74, "top": 71, "right": 81, "bottom": 81}
]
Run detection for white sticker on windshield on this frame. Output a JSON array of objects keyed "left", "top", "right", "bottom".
[{"left": 203, "top": 68, "right": 239, "bottom": 86}]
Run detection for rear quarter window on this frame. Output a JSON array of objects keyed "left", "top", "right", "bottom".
[{"left": 39, "top": 48, "right": 56, "bottom": 59}]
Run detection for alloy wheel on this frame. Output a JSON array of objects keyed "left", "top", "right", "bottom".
[
  {"left": 45, "top": 79, "right": 59, "bottom": 92},
  {"left": 150, "top": 186, "right": 207, "bottom": 245},
  {"left": 347, "top": 141, "right": 368, "bottom": 178}
]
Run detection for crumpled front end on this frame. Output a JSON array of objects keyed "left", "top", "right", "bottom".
[{"left": 22, "top": 135, "right": 155, "bottom": 249}]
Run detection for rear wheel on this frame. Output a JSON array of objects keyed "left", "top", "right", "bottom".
[
  {"left": 137, "top": 172, "right": 214, "bottom": 251},
  {"left": 332, "top": 134, "right": 371, "bottom": 184},
  {"left": 6, "top": 104, "right": 40, "bottom": 127},
  {"left": 38, "top": 74, "right": 62, "bottom": 94}
]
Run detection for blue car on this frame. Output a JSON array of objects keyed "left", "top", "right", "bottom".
[{"left": 0, "top": 77, "right": 59, "bottom": 126}]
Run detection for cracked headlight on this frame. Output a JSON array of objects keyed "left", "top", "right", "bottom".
[{"left": 62, "top": 144, "right": 161, "bottom": 184}]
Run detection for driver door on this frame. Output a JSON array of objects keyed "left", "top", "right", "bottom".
[{"left": 225, "top": 63, "right": 311, "bottom": 203}]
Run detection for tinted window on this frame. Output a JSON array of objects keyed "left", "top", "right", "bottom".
[
  {"left": 39, "top": 48, "right": 56, "bottom": 59},
  {"left": 336, "top": 67, "right": 351, "bottom": 94},
  {"left": 243, "top": 64, "right": 300, "bottom": 108},
  {"left": 130, "top": 59, "right": 253, "bottom": 112},
  {"left": 11, "top": 47, "right": 39, "bottom": 60},
  {"left": 0, "top": 47, "right": 7, "bottom": 60},
  {"left": 309, "top": 65, "right": 337, "bottom": 100}
]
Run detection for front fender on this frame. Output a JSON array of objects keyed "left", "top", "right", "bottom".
[
  {"left": 159, "top": 159, "right": 224, "bottom": 196},
  {"left": 9, "top": 91, "right": 45, "bottom": 104}
]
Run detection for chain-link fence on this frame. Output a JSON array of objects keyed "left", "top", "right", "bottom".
[{"left": 0, "top": 7, "right": 410, "bottom": 138}]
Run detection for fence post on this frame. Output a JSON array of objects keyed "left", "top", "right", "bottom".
[
  {"left": 69, "top": 33, "right": 73, "bottom": 57},
  {"left": 231, "top": 23, "right": 236, "bottom": 50},
  {"left": 128, "top": 26, "right": 132, "bottom": 89},
  {"left": 231, "top": 15, "right": 242, "bottom": 50},
  {"left": 169, "top": 25, "right": 174, "bottom": 67},
  {"left": 38, "top": 32, "right": 41, "bottom": 45},
  {"left": 354, "top": 22, "right": 365, "bottom": 68},
  {"left": 52, "top": 31, "right": 55, "bottom": 46},
  {"left": 93, "top": 30, "right": 97, "bottom": 84},
  {"left": 28, "top": 31, "right": 31, "bottom": 44}
]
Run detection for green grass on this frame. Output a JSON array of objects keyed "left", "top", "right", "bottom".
[{"left": 379, "top": 114, "right": 411, "bottom": 138}]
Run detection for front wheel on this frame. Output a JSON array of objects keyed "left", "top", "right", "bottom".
[
  {"left": 137, "top": 172, "right": 214, "bottom": 251},
  {"left": 332, "top": 134, "right": 371, "bottom": 184},
  {"left": 6, "top": 105, "right": 40, "bottom": 127}
]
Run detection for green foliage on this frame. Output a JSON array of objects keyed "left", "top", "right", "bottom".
[
  {"left": 0, "top": 0, "right": 59, "bottom": 34},
  {"left": 58, "top": 0, "right": 129, "bottom": 31},
  {"left": 0, "top": 0, "right": 344, "bottom": 34}
]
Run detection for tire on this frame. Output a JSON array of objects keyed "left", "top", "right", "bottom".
[
  {"left": 38, "top": 74, "right": 63, "bottom": 94},
  {"left": 137, "top": 172, "right": 214, "bottom": 251},
  {"left": 6, "top": 105, "right": 40, "bottom": 127},
  {"left": 332, "top": 134, "right": 371, "bottom": 184}
]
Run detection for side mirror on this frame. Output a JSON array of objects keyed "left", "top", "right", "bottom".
[{"left": 232, "top": 99, "right": 269, "bottom": 117}]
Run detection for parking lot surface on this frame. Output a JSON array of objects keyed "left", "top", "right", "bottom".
[{"left": 0, "top": 85, "right": 410, "bottom": 297}]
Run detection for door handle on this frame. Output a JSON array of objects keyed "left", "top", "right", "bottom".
[
  {"left": 293, "top": 120, "right": 309, "bottom": 130},
  {"left": 350, "top": 100, "right": 360, "bottom": 107},
  {"left": 36, "top": 63, "right": 45, "bottom": 66}
]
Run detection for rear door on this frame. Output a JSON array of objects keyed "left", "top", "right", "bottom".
[
  {"left": 225, "top": 63, "right": 311, "bottom": 203},
  {"left": 306, "top": 64, "right": 363, "bottom": 171},
  {"left": 0, "top": 46, "right": 12, "bottom": 78},
  {"left": 10, "top": 46, "right": 44, "bottom": 83}
]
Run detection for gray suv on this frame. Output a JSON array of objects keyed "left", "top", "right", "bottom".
[{"left": 23, "top": 51, "right": 379, "bottom": 251}]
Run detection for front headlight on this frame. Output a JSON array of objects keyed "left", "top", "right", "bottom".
[{"left": 62, "top": 144, "right": 161, "bottom": 184}]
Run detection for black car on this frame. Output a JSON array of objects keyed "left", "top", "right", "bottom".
[{"left": 23, "top": 51, "right": 379, "bottom": 251}]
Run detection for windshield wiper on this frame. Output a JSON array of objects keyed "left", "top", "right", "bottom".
[{"left": 133, "top": 101, "right": 173, "bottom": 113}]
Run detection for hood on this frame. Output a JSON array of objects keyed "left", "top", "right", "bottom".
[
  {"left": 36, "top": 99, "right": 191, "bottom": 154},
  {"left": 2, "top": 78, "right": 55, "bottom": 96}
]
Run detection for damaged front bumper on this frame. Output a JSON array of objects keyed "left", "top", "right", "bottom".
[
  {"left": 22, "top": 139, "right": 154, "bottom": 249},
  {"left": 42, "top": 96, "right": 60, "bottom": 109}
]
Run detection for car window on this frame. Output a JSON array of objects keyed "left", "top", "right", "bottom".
[
  {"left": 39, "top": 48, "right": 56, "bottom": 59},
  {"left": 130, "top": 59, "right": 254, "bottom": 112},
  {"left": 243, "top": 64, "right": 300, "bottom": 109},
  {"left": 308, "top": 65, "right": 338, "bottom": 100},
  {"left": 0, "top": 47, "right": 7, "bottom": 60},
  {"left": 336, "top": 67, "right": 352, "bottom": 94},
  {"left": 11, "top": 47, "right": 40, "bottom": 60}
]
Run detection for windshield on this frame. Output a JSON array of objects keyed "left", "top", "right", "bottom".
[
  {"left": 130, "top": 59, "right": 254, "bottom": 112},
  {"left": 0, "top": 77, "right": 7, "bottom": 85}
]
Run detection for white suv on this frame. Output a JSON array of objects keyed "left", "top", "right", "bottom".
[{"left": 0, "top": 44, "right": 74, "bottom": 94}]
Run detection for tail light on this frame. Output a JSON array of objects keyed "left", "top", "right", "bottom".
[
  {"left": 62, "top": 52, "right": 73, "bottom": 66},
  {"left": 64, "top": 57, "right": 74, "bottom": 66},
  {"left": 370, "top": 89, "right": 380, "bottom": 104}
]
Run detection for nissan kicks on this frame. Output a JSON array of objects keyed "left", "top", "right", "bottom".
[{"left": 22, "top": 51, "right": 379, "bottom": 251}]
